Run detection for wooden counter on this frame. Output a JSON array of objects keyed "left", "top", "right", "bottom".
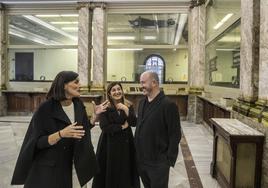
[
  {"left": 3, "top": 91, "right": 102, "bottom": 114},
  {"left": 125, "top": 93, "right": 188, "bottom": 117},
  {"left": 198, "top": 96, "right": 231, "bottom": 127}
]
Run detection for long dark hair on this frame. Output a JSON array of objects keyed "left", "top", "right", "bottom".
[
  {"left": 47, "top": 71, "right": 79, "bottom": 101},
  {"left": 106, "top": 82, "right": 131, "bottom": 109}
]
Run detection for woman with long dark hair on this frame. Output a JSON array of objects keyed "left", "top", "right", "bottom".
[
  {"left": 11, "top": 71, "right": 108, "bottom": 188},
  {"left": 92, "top": 82, "right": 140, "bottom": 188}
]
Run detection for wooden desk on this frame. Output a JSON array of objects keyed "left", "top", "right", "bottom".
[{"left": 210, "top": 118, "right": 264, "bottom": 188}]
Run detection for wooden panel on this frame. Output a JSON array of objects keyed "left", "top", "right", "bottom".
[
  {"left": 125, "top": 94, "right": 188, "bottom": 117},
  {"left": 5, "top": 92, "right": 103, "bottom": 114},
  {"left": 7, "top": 93, "right": 32, "bottom": 113},
  {"left": 201, "top": 98, "right": 231, "bottom": 127}
]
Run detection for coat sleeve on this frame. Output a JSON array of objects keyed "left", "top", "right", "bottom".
[
  {"left": 34, "top": 111, "right": 52, "bottom": 149},
  {"left": 99, "top": 112, "right": 123, "bottom": 133},
  {"left": 126, "top": 105, "right": 137, "bottom": 127},
  {"left": 11, "top": 111, "right": 45, "bottom": 184},
  {"left": 73, "top": 103, "right": 99, "bottom": 187},
  {"left": 164, "top": 102, "right": 181, "bottom": 167}
]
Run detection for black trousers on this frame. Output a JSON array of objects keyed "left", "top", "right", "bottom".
[{"left": 138, "top": 163, "right": 170, "bottom": 188}]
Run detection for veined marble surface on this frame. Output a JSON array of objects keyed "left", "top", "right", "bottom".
[
  {"left": 211, "top": 118, "right": 264, "bottom": 136},
  {"left": 240, "top": 0, "right": 260, "bottom": 100},
  {"left": 0, "top": 116, "right": 221, "bottom": 188}
]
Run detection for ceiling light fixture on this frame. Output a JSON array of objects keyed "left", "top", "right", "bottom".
[
  {"left": 61, "top": 14, "right": 78, "bottom": 17},
  {"left": 23, "top": 15, "right": 77, "bottom": 41},
  {"left": 61, "top": 27, "right": 78, "bottom": 31},
  {"left": 108, "top": 48, "right": 143, "bottom": 51},
  {"left": 9, "top": 25, "right": 61, "bottom": 45},
  {"left": 144, "top": 36, "right": 156, "bottom": 40},
  {"left": 9, "top": 31, "right": 26, "bottom": 39},
  {"left": 36, "top": 14, "right": 78, "bottom": 18},
  {"left": 108, "top": 36, "right": 135, "bottom": 40},
  {"left": 213, "top": 13, "right": 233, "bottom": 30},
  {"left": 50, "top": 21, "right": 78, "bottom": 25},
  {"left": 36, "top": 14, "right": 61, "bottom": 17}
]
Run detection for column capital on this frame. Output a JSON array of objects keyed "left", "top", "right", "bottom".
[
  {"left": 77, "top": 2, "right": 106, "bottom": 10},
  {"left": 189, "top": 0, "right": 205, "bottom": 9}
]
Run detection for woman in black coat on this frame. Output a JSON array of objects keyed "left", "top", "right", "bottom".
[
  {"left": 92, "top": 82, "right": 140, "bottom": 188},
  {"left": 11, "top": 71, "right": 109, "bottom": 188}
]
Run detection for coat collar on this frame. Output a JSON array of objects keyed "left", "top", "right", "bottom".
[
  {"left": 139, "top": 91, "right": 165, "bottom": 123},
  {"left": 51, "top": 98, "right": 84, "bottom": 124}
]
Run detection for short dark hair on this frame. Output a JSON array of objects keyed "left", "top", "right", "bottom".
[{"left": 47, "top": 71, "right": 79, "bottom": 101}]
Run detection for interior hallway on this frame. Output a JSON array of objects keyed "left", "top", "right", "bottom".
[{"left": 0, "top": 116, "right": 220, "bottom": 188}]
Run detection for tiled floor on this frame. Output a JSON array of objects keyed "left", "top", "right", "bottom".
[{"left": 0, "top": 116, "right": 220, "bottom": 188}]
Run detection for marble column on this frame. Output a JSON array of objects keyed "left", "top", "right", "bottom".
[
  {"left": 259, "top": 0, "right": 268, "bottom": 187},
  {"left": 187, "top": 4, "right": 206, "bottom": 123},
  {"left": 259, "top": 0, "right": 268, "bottom": 101},
  {"left": 77, "top": 2, "right": 93, "bottom": 94},
  {"left": 0, "top": 4, "right": 7, "bottom": 116},
  {"left": 240, "top": 0, "right": 260, "bottom": 102},
  {"left": 91, "top": 3, "right": 106, "bottom": 93}
]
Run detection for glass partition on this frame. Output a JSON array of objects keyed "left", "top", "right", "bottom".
[
  {"left": 206, "top": 21, "right": 240, "bottom": 88},
  {"left": 8, "top": 13, "right": 78, "bottom": 81},
  {"left": 205, "top": 0, "right": 241, "bottom": 88},
  {"left": 206, "top": 0, "right": 241, "bottom": 41},
  {"left": 107, "top": 48, "right": 188, "bottom": 83},
  {"left": 107, "top": 12, "right": 188, "bottom": 83}
]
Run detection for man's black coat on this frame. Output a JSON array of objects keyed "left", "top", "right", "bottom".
[
  {"left": 11, "top": 98, "right": 98, "bottom": 188},
  {"left": 134, "top": 91, "right": 181, "bottom": 167}
]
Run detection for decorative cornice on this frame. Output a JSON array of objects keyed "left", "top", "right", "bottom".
[
  {"left": 77, "top": 2, "right": 106, "bottom": 10},
  {"left": 189, "top": 0, "right": 205, "bottom": 9}
]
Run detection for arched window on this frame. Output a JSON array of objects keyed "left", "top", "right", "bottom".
[{"left": 144, "top": 54, "right": 165, "bottom": 83}]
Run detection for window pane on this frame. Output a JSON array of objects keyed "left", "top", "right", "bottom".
[
  {"left": 206, "top": 21, "right": 240, "bottom": 88},
  {"left": 107, "top": 49, "right": 188, "bottom": 83},
  {"left": 107, "top": 13, "right": 188, "bottom": 46},
  {"left": 206, "top": 0, "right": 241, "bottom": 40},
  {"left": 8, "top": 13, "right": 78, "bottom": 81}
]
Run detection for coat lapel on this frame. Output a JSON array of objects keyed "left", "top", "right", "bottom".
[
  {"left": 51, "top": 99, "right": 71, "bottom": 124},
  {"left": 73, "top": 98, "right": 84, "bottom": 124}
]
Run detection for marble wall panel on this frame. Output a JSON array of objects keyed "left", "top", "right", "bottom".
[
  {"left": 188, "top": 5, "right": 206, "bottom": 88},
  {"left": 78, "top": 5, "right": 92, "bottom": 92},
  {"left": 259, "top": 0, "right": 268, "bottom": 101},
  {"left": 92, "top": 6, "right": 105, "bottom": 90},
  {"left": 240, "top": 0, "right": 260, "bottom": 101}
]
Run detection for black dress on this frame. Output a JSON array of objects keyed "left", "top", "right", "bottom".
[{"left": 92, "top": 106, "right": 140, "bottom": 188}]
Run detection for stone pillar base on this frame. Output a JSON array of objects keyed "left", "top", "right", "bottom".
[{"left": 187, "top": 94, "right": 203, "bottom": 123}]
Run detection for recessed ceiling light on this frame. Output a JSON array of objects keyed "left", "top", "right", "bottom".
[
  {"left": 50, "top": 21, "right": 78, "bottom": 25},
  {"left": 108, "top": 36, "right": 135, "bottom": 40}
]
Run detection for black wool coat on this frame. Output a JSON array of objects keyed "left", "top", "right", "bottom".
[
  {"left": 135, "top": 91, "right": 181, "bottom": 167},
  {"left": 92, "top": 105, "right": 140, "bottom": 188},
  {"left": 11, "top": 98, "right": 98, "bottom": 188}
]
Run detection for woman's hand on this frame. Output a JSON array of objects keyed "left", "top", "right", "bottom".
[
  {"left": 90, "top": 100, "right": 109, "bottom": 125},
  {"left": 60, "top": 122, "right": 85, "bottom": 139},
  {"left": 116, "top": 103, "right": 129, "bottom": 116},
  {"left": 93, "top": 100, "right": 109, "bottom": 115},
  {"left": 121, "top": 121, "right": 129, "bottom": 130}
]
